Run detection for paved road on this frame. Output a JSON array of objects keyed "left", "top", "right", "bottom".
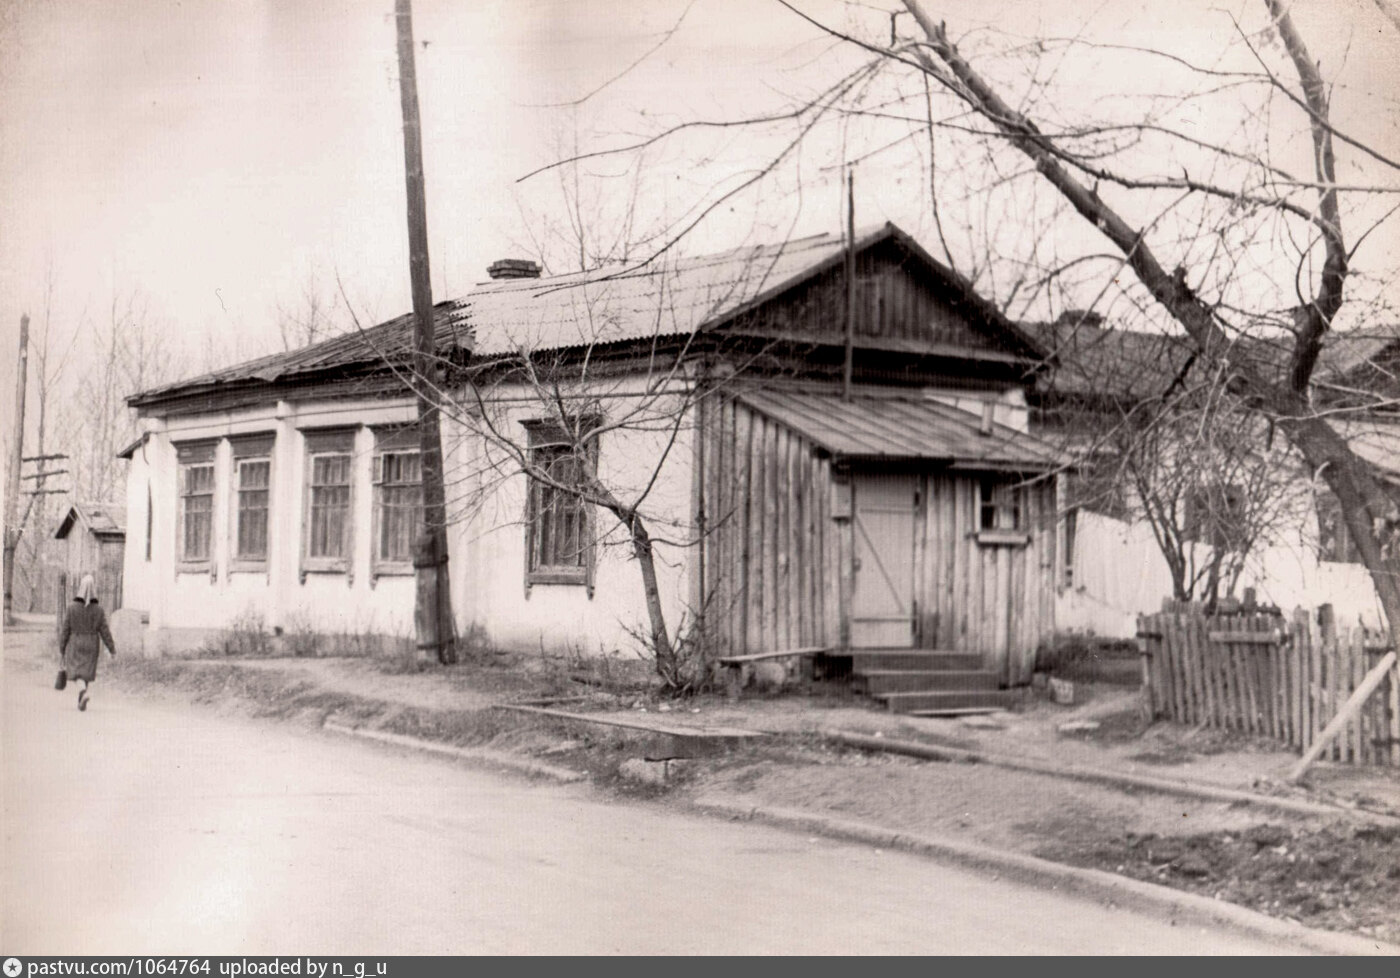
[{"left": 3, "top": 633, "right": 1292, "bottom": 954}]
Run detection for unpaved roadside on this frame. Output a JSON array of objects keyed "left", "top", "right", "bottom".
[{"left": 10, "top": 617, "right": 1399, "bottom": 948}]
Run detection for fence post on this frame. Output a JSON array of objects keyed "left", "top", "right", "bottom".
[{"left": 1136, "top": 624, "right": 1153, "bottom": 723}]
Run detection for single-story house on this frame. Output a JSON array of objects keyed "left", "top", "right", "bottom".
[
  {"left": 119, "top": 222, "right": 1065, "bottom": 701},
  {"left": 54, "top": 501, "right": 126, "bottom": 611},
  {"left": 1025, "top": 314, "right": 1396, "bottom": 635}
]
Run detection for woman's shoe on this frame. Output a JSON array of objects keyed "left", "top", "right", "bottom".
[
  {"left": 55, "top": 670, "right": 67, "bottom": 691},
  {"left": 77, "top": 689, "right": 88, "bottom": 711}
]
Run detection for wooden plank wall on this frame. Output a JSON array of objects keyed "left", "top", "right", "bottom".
[
  {"left": 700, "top": 395, "right": 1059, "bottom": 680},
  {"left": 700, "top": 396, "right": 840, "bottom": 659},
  {"left": 739, "top": 241, "right": 999, "bottom": 351},
  {"left": 919, "top": 474, "right": 1057, "bottom": 684},
  {"left": 1139, "top": 609, "right": 1400, "bottom": 768}
]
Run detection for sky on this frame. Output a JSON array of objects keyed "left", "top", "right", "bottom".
[{"left": 1, "top": 0, "right": 1398, "bottom": 413}]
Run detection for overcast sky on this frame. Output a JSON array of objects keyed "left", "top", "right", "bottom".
[{"left": 1, "top": 0, "right": 1397, "bottom": 398}]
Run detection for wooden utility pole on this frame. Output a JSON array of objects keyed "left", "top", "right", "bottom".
[
  {"left": 4, "top": 313, "right": 30, "bottom": 625},
  {"left": 842, "top": 168, "right": 855, "bottom": 402},
  {"left": 394, "top": 0, "right": 456, "bottom": 664}
]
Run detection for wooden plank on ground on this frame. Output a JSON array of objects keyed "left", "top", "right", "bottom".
[
  {"left": 1287, "top": 650, "right": 1398, "bottom": 782},
  {"left": 1389, "top": 658, "right": 1400, "bottom": 768}
]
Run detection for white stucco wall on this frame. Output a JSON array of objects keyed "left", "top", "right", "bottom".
[
  {"left": 442, "top": 378, "right": 697, "bottom": 658},
  {"left": 1057, "top": 509, "right": 1385, "bottom": 637},
  {"left": 132, "top": 397, "right": 422, "bottom": 650},
  {"left": 126, "top": 380, "right": 699, "bottom": 659}
]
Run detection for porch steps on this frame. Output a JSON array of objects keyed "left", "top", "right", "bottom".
[
  {"left": 841, "top": 647, "right": 1018, "bottom": 715},
  {"left": 848, "top": 650, "right": 984, "bottom": 671},
  {"left": 879, "top": 689, "right": 1025, "bottom": 714},
  {"left": 857, "top": 669, "right": 1000, "bottom": 695}
]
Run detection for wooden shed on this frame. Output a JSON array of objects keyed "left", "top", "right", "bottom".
[
  {"left": 54, "top": 502, "right": 126, "bottom": 610},
  {"left": 699, "top": 386, "right": 1061, "bottom": 711}
]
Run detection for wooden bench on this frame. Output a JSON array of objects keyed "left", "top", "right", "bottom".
[{"left": 716, "top": 647, "right": 828, "bottom": 698}]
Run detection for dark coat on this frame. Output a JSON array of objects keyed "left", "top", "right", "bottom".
[{"left": 60, "top": 600, "right": 116, "bottom": 682}]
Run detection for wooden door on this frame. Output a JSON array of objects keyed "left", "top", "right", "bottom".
[
  {"left": 850, "top": 472, "right": 918, "bottom": 648},
  {"left": 98, "top": 538, "right": 124, "bottom": 610}
]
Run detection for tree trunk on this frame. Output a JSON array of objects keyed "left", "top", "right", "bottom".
[{"left": 902, "top": 0, "right": 1400, "bottom": 652}]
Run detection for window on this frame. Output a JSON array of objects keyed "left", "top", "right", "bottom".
[
  {"left": 175, "top": 441, "right": 216, "bottom": 569},
  {"left": 1316, "top": 492, "right": 1362, "bottom": 564},
  {"left": 1062, "top": 506, "right": 1078, "bottom": 588},
  {"left": 372, "top": 426, "right": 423, "bottom": 571},
  {"left": 1184, "top": 484, "right": 1246, "bottom": 549},
  {"left": 523, "top": 420, "right": 597, "bottom": 589},
  {"left": 231, "top": 433, "right": 274, "bottom": 568},
  {"left": 303, "top": 429, "right": 355, "bottom": 574},
  {"left": 979, "top": 475, "right": 1023, "bottom": 531}
]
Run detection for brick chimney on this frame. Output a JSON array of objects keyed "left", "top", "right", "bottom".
[{"left": 487, "top": 258, "right": 542, "bottom": 280}]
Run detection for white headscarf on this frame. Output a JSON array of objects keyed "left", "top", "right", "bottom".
[{"left": 76, "top": 574, "right": 97, "bottom": 606}]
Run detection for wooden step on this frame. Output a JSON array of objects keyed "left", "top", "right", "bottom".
[
  {"left": 876, "top": 688, "right": 1024, "bottom": 714},
  {"left": 846, "top": 650, "right": 984, "bottom": 672},
  {"left": 858, "top": 670, "right": 1001, "bottom": 695}
]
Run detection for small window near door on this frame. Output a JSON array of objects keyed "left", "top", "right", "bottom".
[
  {"left": 979, "top": 475, "right": 1023, "bottom": 530},
  {"left": 976, "top": 474, "right": 1031, "bottom": 547}
]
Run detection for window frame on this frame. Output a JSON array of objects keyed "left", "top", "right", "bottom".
[
  {"left": 229, "top": 434, "right": 274, "bottom": 573},
  {"left": 521, "top": 418, "right": 599, "bottom": 596},
  {"left": 301, "top": 429, "right": 356, "bottom": 581},
  {"left": 371, "top": 425, "right": 423, "bottom": 580},
  {"left": 174, "top": 441, "right": 217, "bottom": 575},
  {"left": 1183, "top": 483, "right": 1247, "bottom": 550},
  {"left": 975, "top": 473, "right": 1031, "bottom": 547}
]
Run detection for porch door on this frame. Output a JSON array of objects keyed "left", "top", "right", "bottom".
[{"left": 850, "top": 472, "right": 918, "bottom": 648}]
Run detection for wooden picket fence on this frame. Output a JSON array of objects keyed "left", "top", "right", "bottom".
[{"left": 1137, "top": 606, "right": 1400, "bottom": 768}]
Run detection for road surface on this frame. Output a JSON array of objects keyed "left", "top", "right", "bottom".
[{"left": 3, "top": 628, "right": 1293, "bottom": 954}]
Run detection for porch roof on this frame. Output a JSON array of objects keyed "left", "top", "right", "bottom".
[{"left": 737, "top": 389, "right": 1063, "bottom": 471}]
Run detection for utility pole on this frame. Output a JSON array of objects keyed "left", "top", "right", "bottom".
[
  {"left": 843, "top": 168, "right": 856, "bottom": 402},
  {"left": 394, "top": 0, "right": 457, "bottom": 664},
  {"left": 4, "top": 313, "right": 30, "bottom": 625}
]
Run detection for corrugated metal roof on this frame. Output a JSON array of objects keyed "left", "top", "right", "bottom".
[
  {"left": 1337, "top": 418, "right": 1400, "bottom": 482},
  {"left": 738, "top": 389, "right": 1063, "bottom": 470},
  {"left": 132, "top": 301, "right": 470, "bottom": 404},
  {"left": 132, "top": 223, "right": 1048, "bottom": 409},
  {"left": 462, "top": 223, "right": 880, "bottom": 355}
]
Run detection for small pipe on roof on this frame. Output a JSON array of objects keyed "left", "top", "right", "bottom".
[{"left": 980, "top": 400, "right": 995, "bottom": 435}]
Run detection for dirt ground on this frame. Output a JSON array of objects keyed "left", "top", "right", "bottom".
[{"left": 13, "top": 617, "right": 1398, "bottom": 947}]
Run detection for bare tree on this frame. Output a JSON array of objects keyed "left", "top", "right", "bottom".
[
  {"left": 74, "top": 288, "right": 180, "bottom": 504},
  {"left": 276, "top": 269, "right": 349, "bottom": 352},
  {"left": 529, "top": 0, "right": 1400, "bottom": 648}
]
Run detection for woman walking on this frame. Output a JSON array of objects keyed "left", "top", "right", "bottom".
[{"left": 57, "top": 574, "right": 117, "bottom": 711}]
